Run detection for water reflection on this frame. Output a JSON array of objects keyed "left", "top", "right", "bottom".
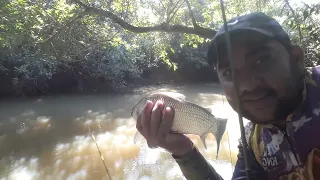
[{"left": 0, "top": 83, "right": 248, "bottom": 180}]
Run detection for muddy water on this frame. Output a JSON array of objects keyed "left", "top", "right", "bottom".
[{"left": 0, "top": 83, "right": 249, "bottom": 180}]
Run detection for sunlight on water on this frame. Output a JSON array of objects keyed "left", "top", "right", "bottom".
[{"left": 0, "top": 83, "right": 248, "bottom": 180}]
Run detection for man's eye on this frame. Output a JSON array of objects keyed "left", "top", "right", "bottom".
[{"left": 255, "top": 54, "right": 270, "bottom": 65}]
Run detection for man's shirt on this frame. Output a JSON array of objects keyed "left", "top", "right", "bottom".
[{"left": 173, "top": 66, "right": 320, "bottom": 180}]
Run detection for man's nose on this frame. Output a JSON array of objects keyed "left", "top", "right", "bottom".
[{"left": 237, "top": 72, "right": 262, "bottom": 92}]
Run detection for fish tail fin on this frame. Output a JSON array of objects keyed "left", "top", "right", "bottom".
[
  {"left": 212, "top": 117, "right": 228, "bottom": 159},
  {"left": 200, "top": 134, "right": 208, "bottom": 149},
  {"left": 133, "top": 131, "right": 145, "bottom": 144}
]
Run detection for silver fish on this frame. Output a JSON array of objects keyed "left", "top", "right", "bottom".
[{"left": 131, "top": 91, "right": 228, "bottom": 159}]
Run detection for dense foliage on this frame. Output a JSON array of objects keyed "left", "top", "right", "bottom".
[{"left": 0, "top": 0, "right": 319, "bottom": 97}]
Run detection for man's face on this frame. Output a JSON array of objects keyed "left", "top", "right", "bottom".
[{"left": 216, "top": 39, "right": 304, "bottom": 124}]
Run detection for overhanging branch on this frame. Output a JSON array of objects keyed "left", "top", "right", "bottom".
[
  {"left": 184, "top": 0, "right": 199, "bottom": 28},
  {"left": 73, "top": 0, "right": 216, "bottom": 39}
]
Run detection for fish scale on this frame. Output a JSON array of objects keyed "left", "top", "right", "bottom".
[{"left": 131, "top": 92, "right": 228, "bottom": 159}]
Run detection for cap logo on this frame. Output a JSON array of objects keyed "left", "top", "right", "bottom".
[{"left": 227, "top": 19, "right": 238, "bottom": 26}]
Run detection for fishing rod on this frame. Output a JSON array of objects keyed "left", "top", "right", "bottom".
[
  {"left": 88, "top": 127, "right": 112, "bottom": 180},
  {"left": 217, "top": 0, "right": 251, "bottom": 179}
]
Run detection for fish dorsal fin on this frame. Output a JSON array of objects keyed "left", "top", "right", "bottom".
[
  {"left": 205, "top": 107, "right": 212, "bottom": 114},
  {"left": 151, "top": 92, "right": 186, "bottom": 102}
]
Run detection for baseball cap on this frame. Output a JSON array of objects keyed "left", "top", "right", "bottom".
[{"left": 207, "top": 12, "right": 291, "bottom": 66}]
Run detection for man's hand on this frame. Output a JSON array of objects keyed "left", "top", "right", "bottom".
[{"left": 136, "top": 100, "right": 194, "bottom": 157}]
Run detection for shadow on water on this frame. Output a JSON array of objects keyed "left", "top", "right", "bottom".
[{"left": 0, "top": 83, "right": 248, "bottom": 180}]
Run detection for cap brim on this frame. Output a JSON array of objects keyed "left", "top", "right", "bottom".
[{"left": 207, "top": 28, "right": 275, "bottom": 66}]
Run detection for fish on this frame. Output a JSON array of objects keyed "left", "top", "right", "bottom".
[{"left": 130, "top": 91, "right": 228, "bottom": 159}]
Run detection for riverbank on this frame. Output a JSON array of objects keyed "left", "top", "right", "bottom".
[
  {"left": 0, "top": 81, "right": 223, "bottom": 103},
  {"left": 0, "top": 62, "right": 219, "bottom": 99}
]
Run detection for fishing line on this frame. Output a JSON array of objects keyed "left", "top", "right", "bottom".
[
  {"left": 218, "top": 0, "right": 251, "bottom": 179},
  {"left": 221, "top": 92, "right": 234, "bottom": 173},
  {"left": 88, "top": 127, "right": 112, "bottom": 180}
]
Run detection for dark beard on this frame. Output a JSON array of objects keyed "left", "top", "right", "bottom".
[
  {"left": 273, "top": 92, "right": 303, "bottom": 121},
  {"left": 241, "top": 96, "right": 302, "bottom": 125},
  {"left": 273, "top": 54, "right": 306, "bottom": 120},
  {"left": 273, "top": 71, "right": 304, "bottom": 122},
  {"left": 243, "top": 71, "right": 304, "bottom": 124}
]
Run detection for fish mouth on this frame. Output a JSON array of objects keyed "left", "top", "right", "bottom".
[{"left": 130, "top": 107, "right": 136, "bottom": 117}]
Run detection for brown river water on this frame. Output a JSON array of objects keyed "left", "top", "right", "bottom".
[{"left": 0, "top": 83, "right": 249, "bottom": 180}]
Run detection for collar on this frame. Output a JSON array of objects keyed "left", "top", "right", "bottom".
[{"left": 287, "top": 67, "right": 320, "bottom": 122}]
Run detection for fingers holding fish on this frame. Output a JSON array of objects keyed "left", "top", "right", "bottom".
[
  {"left": 157, "top": 107, "right": 174, "bottom": 143},
  {"left": 136, "top": 112, "right": 142, "bottom": 133},
  {"left": 150, "top": 101, "right": 164, "bottom": 136},
  {"left": 141, "top": 100, "right": 153, "bottom": 138},
  {"left": 132, "top": 92, "right": 228, "bottom": 158},
  {"left": 147, "top": 100, "right": 164, "bottom": 148}
]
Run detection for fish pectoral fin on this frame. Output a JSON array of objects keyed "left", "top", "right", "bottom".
[
  {"left": 200, "top": 134, "right": 208, "bottom": 149},
  {"left": 205, "top": 107, "right": 212, "bottom": 114},
  {"left": 216, "top": 117, "right": 228, "bottom": 121},
  {"left": 133, "top": 131, "right": 145, "bottom": 144}
]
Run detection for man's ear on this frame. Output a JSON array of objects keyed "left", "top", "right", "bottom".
[{"left": 291, "top": 45, "right": 305, "bottom": 71}]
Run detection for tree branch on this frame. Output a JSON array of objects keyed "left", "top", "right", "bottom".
[
  {"left": 73, "top": 0, "right": 216, "bottom": 38},
  {"left": 280, "top": 2, "right": 286, "bottom": 14},
  {"left": 166, "top": 0, "right": 182, "bottom": 23},
  {"left": 43, "top": 9, "right": 89, "bottom": 43},
  {"left": 284, "top": 0, "right": 303, "bottom": 42},
  {"left": 167, "top": 0, "right": 185, "bottom": 23},
  {"left": 184, "top": 0, "right": 198, "bottom": 28}
]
